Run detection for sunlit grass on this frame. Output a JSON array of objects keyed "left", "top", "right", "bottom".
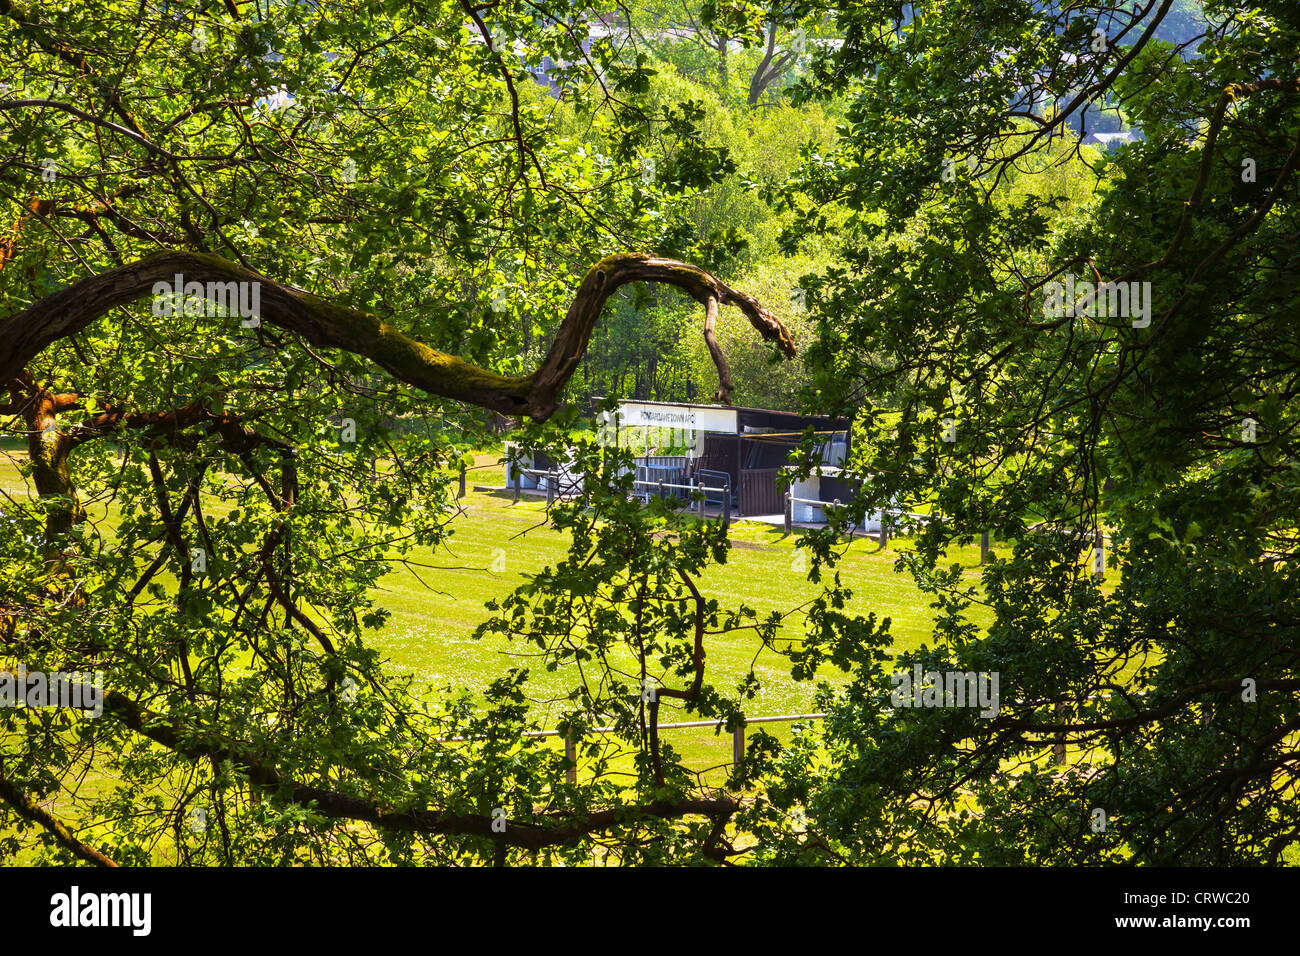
[{"left": 1, "top": 442, "right": 987, "bottom": 815}]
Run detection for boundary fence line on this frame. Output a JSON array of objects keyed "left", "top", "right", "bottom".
[
  {"left": 439, "top": 711, "right": 830, "bottom": 782},
  {"left": 496, "top": 458, "right": 1113, "bottom": 565},
  {"left": 505, "top": 465, "right": 1117, "bottom": 585},
  {"left": 509, "top": 465, "right": 737, "bottom": 524},
  {"left": 783, "top": 492, "right": 1112, "bottom": 569},
  {"left": 437, "top": 691, "right": 1152, "bottom": 781},
  {"left": 783, "top": 491, "right": 932, "bottom": 548}
]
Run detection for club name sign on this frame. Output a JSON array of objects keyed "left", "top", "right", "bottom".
[{"left": 618, "top": 401, "right": 739, "bottom": 435}]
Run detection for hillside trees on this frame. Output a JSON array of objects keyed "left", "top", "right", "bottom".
[
  {"left": 577, "top": 65, "right": 838, "bottom": 406},
  {"left": 627, "top": 0, "right": 829, "bottom": 106}
]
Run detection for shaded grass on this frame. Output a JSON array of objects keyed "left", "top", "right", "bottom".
[{"left": 0, "top": 445, "right": 982, "bottom": 809}]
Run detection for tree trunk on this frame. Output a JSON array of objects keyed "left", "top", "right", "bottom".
[{"left": 749, "top": 24, "right": 779, "bottom": 106}]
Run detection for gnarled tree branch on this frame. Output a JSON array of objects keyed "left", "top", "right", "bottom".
[
  {"left": 0, "top": 771, "right": 119, "bottom": 867},
  {"left": 103, "top": 690, "right": 739, "bottom": 850},
  {"left": 0, "top": 251, "right": 795, "bottom": 421}
]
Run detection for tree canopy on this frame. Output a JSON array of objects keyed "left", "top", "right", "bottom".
[{"left": 2, "top": 0, "right": 1298, "bottom": 866}]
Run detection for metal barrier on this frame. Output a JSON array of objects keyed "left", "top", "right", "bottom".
[
  {"left": 631, "top": 478, "right": 732, "bottom": 526},
  {"left": 779, "top": 495, "right": 1107, "bottom": 575},
  {"left": 512, "top": 467, "right": 582, "bottom": 504},
  {"left": 782, "top": 492, "right": 931, "bottom": 546},
  {"left": 694, "top": 468, "right": 733, "bottom": 513},
  {"left": 785, "top": 492, "right": 850, "bottom": 534},
  {"left": 510, "top": 467, "right": 734, "bottom": 526},
  {"left": 508, "top": 461, "right": 1105, "bottom": 573}
]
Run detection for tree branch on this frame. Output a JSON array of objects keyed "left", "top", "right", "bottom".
[
  {"left": 0, "top": 772, "right": 119, "bottom": 867},
  {"left": 701, "top": 294, "right": 735, "bottom": 402},
  {"left": 1, "top": 251, "right": 794, "bottom": 420},
  {"left": 102, "top": 690, "right": 738, "bottom": 850}
]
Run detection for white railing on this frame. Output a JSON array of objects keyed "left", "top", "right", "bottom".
[
  {"left": 438, "top": 689, "right": 1152, "bottom": 781},
  {"left": 440, "top": 711, "right": 830, "bottom": 782}
]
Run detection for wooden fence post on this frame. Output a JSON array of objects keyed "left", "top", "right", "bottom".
[
  {"left": 458, "top": 462, "right": 466, "bottom": 498},
  {"left": 1053, "top": 701, "right": 1066, "bottom": 765},
  {"left": 879, "top": 512, "right": 889, "bottom": 548},
  {"left": 732, "top": 719, "right": 746, "bottom": 766},
  {"left": 784, "top": 492, "right": 792, "bottom": 533},
  {"left": 564, "top": 735, "right": 577, "bottom": 785},
  {"left": 512, "top": 469, "right": 521, "bottom": 503},
  {"left": 980, "top": 531, "right": 990, "bottom": 565}
]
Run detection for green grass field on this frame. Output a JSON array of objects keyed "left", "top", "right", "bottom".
[
  {"left": 376, "top": 453, "right": 991, "bottom": 775},
  {"left": 19, "top": 442, "right": 1264, "bottom": 864},
  {"left": 0, "top": 444, "right": 987, "bottom": 782}
]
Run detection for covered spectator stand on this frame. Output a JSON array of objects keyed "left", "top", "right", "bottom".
[{"left": 616, "top": 400, "right": 853, "bottom": 518}]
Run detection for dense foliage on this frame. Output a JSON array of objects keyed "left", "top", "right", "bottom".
[{"left": 2, "top": 0, "right": 1296, "bottom": 865}]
